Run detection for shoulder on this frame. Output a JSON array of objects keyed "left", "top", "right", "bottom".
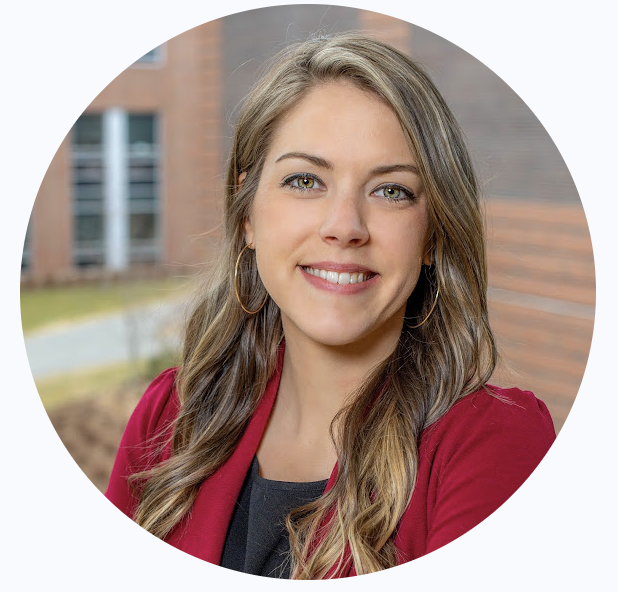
[
  {"left": 105, "top": 368, "right": 180, "bottom": 513},
  {"left": 420, "top": 384, "right": 556, "bottom": 473},
  {"left": 128, "top": 367, "right": 180, "bottom": 440},
  {"left": 117, "top": 367, "right": 180, "bottom": 470},
  {"left": 401, "top": 386, "right": 556, "bottom": 557}
]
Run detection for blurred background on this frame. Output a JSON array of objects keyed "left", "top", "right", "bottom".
[{"left": 21, "top": 6, "right": 594, "bottom": 492}]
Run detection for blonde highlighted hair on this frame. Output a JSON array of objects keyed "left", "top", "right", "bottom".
[{"left": 131, "top": 33, "right": 497, "bottom": 578}]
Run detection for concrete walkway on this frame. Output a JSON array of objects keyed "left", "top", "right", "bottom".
[
  {"left": 24, "top": 284, "right": 595, "bottom": 382},
  {"left": 24, "top": 296, "right": 190, "bottom": 379}
]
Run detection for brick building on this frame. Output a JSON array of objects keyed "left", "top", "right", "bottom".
[
  {"left": 23, "top": 8, "right": 411, "bottom": 282},
  {"left": 23, "top": 7, "right": 594, "bottom": 432}
]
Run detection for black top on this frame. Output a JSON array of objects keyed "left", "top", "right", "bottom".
[{"left": 220, "top": 456, "right": 328, "bottom": 578}]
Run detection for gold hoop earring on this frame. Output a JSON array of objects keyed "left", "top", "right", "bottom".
[
  {"left": 408, "top": 286, "right": 440, "bottom": 328},
  {"left": 234, "top": 243, "right": 268, "bottom": 315}
]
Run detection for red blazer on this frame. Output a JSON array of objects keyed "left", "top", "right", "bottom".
[{"left": 106, "top": 347, "right": 556, "bottom": 576}]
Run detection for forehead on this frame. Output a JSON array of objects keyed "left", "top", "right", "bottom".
[{"left": 268, "top": 81, "right": 415, "bottom": 165}]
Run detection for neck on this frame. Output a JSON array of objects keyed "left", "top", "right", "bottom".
[{"left": 254, "top": 316, "right": 403, "bottom": 481}]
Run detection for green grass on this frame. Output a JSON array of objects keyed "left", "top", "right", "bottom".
[
  {"left": 36, "top": 350, "right": 179, "bottom": 410},
  {"left": 21, "top": 276, "right": 192, "bottom": 334}
]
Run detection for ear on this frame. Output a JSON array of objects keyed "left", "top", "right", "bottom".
[
  {"left": 238, "top": 171, "right": 254, "bottom": 246},
  {"left": 244, "top": 217, "right": 254, "bottom": 247}
]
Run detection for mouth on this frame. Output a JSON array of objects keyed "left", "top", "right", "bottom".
[{"left": 300, "top": 264, "right": 378, "bottom": 286}]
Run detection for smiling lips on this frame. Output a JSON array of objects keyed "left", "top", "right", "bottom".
[
  {"left": 299, "top": 262, "right": 378, "bottom": 293},
  {"left": 302, "top": 266, "right": 373, "bottom": 285}
]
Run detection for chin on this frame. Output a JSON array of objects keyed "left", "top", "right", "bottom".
[
  {"left": 311, "top": 333, "right": 364, "bottom": 348},
  {"left": 296, "top": 317, "right": 377, "bottom": 349}
]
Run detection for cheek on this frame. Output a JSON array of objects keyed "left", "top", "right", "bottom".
[
  {"left": 380, "top": 217, "right": 428, "bottom": 262},
  {"left": 251, "top": 201, "right": 306, "bottom": 286},
  {"left": 251, "top": 194, "right": 295, "bottom": 240},
  {"left": 252, "top": 194, "right": 318, "bottom": 252},
  {"left": 380, "top": 218, "right": 429, "bottom": 295},
  {"left": 406, "top": 212, "right": 431, "bottom": 263}
]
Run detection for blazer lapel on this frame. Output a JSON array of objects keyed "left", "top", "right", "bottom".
[{"left": 166, "top": 346, "right": 284, "bottom": 564}]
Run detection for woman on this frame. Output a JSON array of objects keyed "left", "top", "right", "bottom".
[{"left": 106, "top": 33, "right": 555, "bottom": 578}]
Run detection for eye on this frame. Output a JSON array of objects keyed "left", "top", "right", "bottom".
[
  {"left": 281, "top": 173, "right": 324, "bottom": 192},
  {"left": 296, "top": 176, "right": 315, "bottom": 189},
  {"left": 372, "top": 183, "right": 417, "bottom": 201}
]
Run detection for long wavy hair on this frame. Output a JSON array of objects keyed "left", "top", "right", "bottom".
[{"left": 131, "top": 33, "right": 497, "bottom": 578}]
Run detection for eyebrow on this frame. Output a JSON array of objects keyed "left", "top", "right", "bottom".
[
  {"left": 275, "top": 152, "right": 333, "bottom": 169},
  {"left": 371, "top": 163, "right": 419, "bottom": 176},
  {"left": 274, "top": 152, "right": 419, "bottom": 176}
]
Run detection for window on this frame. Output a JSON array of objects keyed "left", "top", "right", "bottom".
[
  {"left": 70, "top": 111, "right": 161, "bottom": 269},
  {"left": 72, "top": 114, "right": 105, "bottom": 267},
  {"left": 128, "top": 114, "right": 160, "bottom": 263}
]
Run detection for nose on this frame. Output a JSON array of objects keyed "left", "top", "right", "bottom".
[{"left": 318, "top": 193, "right": 369, "bottom": 248}]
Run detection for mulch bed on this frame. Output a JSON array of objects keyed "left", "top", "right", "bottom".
[{"left": 46, "top": 381, "right": 147, "bottom": 492}]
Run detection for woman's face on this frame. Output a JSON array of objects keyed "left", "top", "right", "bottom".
[{"left": 244, "top": 81, "right": 431, "bottom": 352}]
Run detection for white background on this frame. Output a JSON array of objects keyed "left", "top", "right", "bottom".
[{"left": 2, "top": 1, "right": 616, "bottom": 589}]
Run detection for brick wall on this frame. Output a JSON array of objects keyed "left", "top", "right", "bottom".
[
  {"left": 28, "top": 135, "right": 72, "bottom": 282},
  {"left": 160, "top": 21, "right": 223, "bottom": 268},
  {"left": 486, "top": 199, "right": 595, "bottom": 432}
]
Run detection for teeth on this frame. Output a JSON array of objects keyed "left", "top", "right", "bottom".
[{"left": 304, "top": 267, "right": 372, "bottom": 285}]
